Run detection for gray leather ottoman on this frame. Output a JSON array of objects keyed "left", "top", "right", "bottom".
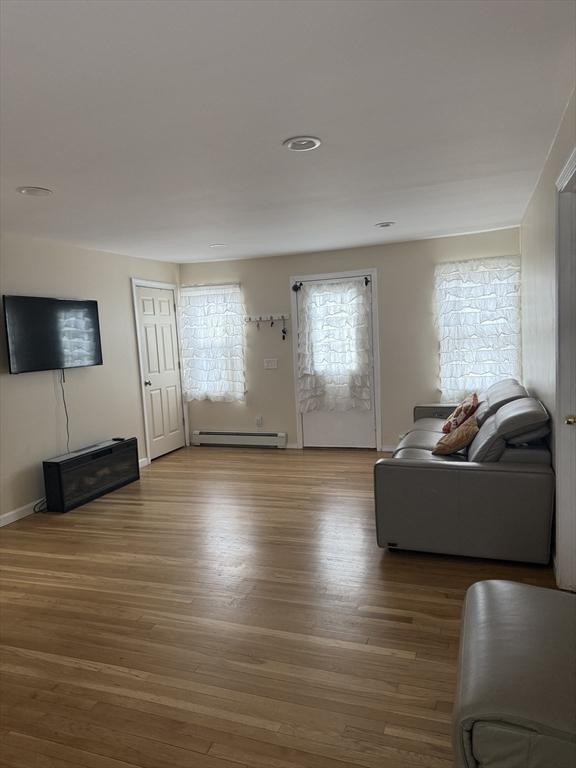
[{"left": 453, "top": 581, "right": 576, "bottom": 767}]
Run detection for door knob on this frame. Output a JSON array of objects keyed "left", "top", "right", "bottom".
[
  {"left": 565, "top": 415, "right": 576, "bottom": 425},
  {"left": 144, "top": 380, "right": 152, "bottom": 387}
]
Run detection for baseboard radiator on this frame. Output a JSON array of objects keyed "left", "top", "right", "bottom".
[{"left": 191, "top": 430, "right": 287, "bottom": 448}]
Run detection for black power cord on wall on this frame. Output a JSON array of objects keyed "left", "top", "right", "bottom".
[
  {"left": 60, "top": 368, "right": 71, "bottom": 454},
  {"left": 34, "top": 370, "right": 72, "bottom": 515}
]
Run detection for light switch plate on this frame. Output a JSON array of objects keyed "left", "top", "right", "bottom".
[{"left": 264, "top": 358, "right": 278, "bottom": 369}]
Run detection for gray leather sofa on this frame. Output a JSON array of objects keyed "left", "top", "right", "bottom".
[
  {"left": 374, "top": 380, "right": 555, "bottom": 563},
  {"left": 453, "top": 580, "right": 576, "bottom": 768}
]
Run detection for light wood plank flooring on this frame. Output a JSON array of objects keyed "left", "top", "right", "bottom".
[{"left": 0, "top": 447, "right": 555, "bottom": 768}]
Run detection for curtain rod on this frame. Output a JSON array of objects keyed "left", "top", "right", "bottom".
[
  {"left": 292, "top": 275, "right": 372, "bottom": 291},
  {"left": 295, "top": 274, "right": 372, "bottom": 283}
]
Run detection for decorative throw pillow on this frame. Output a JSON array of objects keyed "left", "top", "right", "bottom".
[
  {"left": 433, "top": 416, "right": 479, "bottom": 455},
  {"left": 442, "top": 392, "right": 479, "bottom": 433}
]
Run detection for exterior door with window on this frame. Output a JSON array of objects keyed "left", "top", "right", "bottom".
[
  {"left": 135, "top": 286, "right": 185, "bottom": 460},
  {"left": 294, "top": 275, "right": 377, "bottom": 448}
]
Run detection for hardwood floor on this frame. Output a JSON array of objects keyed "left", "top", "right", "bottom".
[{"left": 0, "top": 447, "right": 555, "bottom": 768}]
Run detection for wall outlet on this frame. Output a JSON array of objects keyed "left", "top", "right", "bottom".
[
  {"left": 255, "top": 415, "right": 264, "bottom": 427},
  {"left": 264, "top": 358, "right": 278, "bottom": 369}
]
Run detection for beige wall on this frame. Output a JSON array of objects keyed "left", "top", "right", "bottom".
[
  {"left": 0, "top": 226, "right": 525, "bottom": 515},
  {"left": 180, "top": 228, "right": 519, "bottom": 448},
  {"left": 521, "top": 89, "right": 575, "bottom": 419},
  {"left": 0, "top": 233, "right": 178, "bottom": 514}
]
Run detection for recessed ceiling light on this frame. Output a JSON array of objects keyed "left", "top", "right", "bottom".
[
  {"left": 208, "top": 243, "right": 227, "bottom": 248},
  {"left": 375, "top": 221, "right": 395, "bottom": 228},
  {"left": 282, "top": 136, "right": 321, "bottom": 152},
  {"left": 16, "top": 186, "right": 53, "bottom": 196}
]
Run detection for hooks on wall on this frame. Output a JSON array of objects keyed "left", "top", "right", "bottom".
[{"left": 245, "top": 314, "right": 289, "bottom": 340}]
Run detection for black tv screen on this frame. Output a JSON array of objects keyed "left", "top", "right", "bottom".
[{"left": 3, "top": 295, "right": 103, "bottom": 374}]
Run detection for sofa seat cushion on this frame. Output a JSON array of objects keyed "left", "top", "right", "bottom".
[
  {"left": 471, "top": 721, "right": 575, "bottom": 768},
  {"left": 411, "top": 417, "right": 446, "bottom": 432},
  {"left": 453, "top": 581, "right": 576, "bottom": 768},
  {"left": 395, "top": 430, "right": 443, "bottom": 452},
  {"left": 394, "top": 448, "right": 466, "bottom": 461},
  {"left": 500, "top": 447, "right": 552, "bottom": 465}
]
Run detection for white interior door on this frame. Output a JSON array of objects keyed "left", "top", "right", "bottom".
[
  {"left": 555, "top": 168, "right": 576, "bottom": 591},
  {"left": 135, "top": 286, "right": 186, "bottom": 460},
  {"left": 294, "top": 275, "right": 377, "bottom": 448}
]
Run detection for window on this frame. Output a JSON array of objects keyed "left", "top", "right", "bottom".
[
  {"left": 434, "top": 256, "right": 521, "bottom": 402},
  {"left": 179, "top": 284, "right": 246, "bottom": 402}
]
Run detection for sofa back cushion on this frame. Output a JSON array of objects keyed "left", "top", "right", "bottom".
[
  {"left": 495, "top": 397, "right": 550, "bottom": 439},
  {"left": 475, "top": 379, "right": 528, "bottom": 426},
  {"left": 468, "top": 415, "right": 505, "bottom": 462},
  {"left": 469, "top": 397, "right": 549, "bottom": 462}
]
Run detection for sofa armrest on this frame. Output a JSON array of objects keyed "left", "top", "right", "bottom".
[
  {"left": 413, "top": 403, "right": 457, "bottom": 421},
  {"left": 453, "top": 581, "right": 576, "bottom": 768},
  {"left": 374, "top": 459, "right": 554, "bottom": 563}
]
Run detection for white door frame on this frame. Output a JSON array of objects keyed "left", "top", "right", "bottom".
[
  {"left": 555, "top": 147, "right": 576, "bottom": 591},
  {"left": 131, "top": 278, "right": 189, "bottom": 464},
  {"left": 289, "top": 268, "right": 383, "bottom": 450}
]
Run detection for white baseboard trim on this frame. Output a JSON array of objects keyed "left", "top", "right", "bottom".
[
  {"left": 0, "top": 498, "right": 41, "bottom": 528},
  {"left": 139, "top": 458, "right": 151, "bottom": 468}
]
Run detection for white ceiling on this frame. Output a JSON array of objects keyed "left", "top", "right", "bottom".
[{"left": 1, "top": 0, "right": 574, "bottom": 263}]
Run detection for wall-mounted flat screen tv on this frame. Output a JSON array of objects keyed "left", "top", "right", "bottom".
[{"left": 3, "top": 295, "right": 103, "bottom": 374}]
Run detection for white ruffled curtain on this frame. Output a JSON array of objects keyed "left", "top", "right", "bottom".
[
  {"left": 435, "top": 256, "right": 522, "bottom": 402},
  {"left": 297, "top": 278, "right": 372, "bottom": 413},
  {"left": 179, "top": 284, "right": 246, "bottom": 402}
]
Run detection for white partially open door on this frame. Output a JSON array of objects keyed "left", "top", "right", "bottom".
[{"left": 555, "top": 151, "right": 576, "bottom": 591}]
